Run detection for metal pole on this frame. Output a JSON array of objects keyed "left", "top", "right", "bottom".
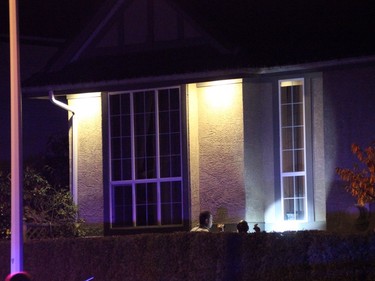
[{"left": 9, "top": 0, "right": 24, "bottom": 273}]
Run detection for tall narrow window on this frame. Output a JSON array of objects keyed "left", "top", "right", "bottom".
[
  {"left": 109, "top": 87, "right": 183, "bottom": 228},
  {"left": 279, "top": 79, "right": 307, "bottom": 221}
]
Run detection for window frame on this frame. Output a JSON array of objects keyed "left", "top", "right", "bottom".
[
  {"left": 278, "top": 78, "right": 308, "bottom": 222},
  {"left": 104, "top": 86, "right": 189, "bottom": 233}
]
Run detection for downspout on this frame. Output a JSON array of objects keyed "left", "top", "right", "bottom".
[{"left": 48, "top": 90, "right": 78, "bottom": 206}]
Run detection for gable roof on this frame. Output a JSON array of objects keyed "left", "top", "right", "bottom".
[
  {"left": 24, "top": 0, "right": 375, "bottom": 92},
  {"left": 48, "top": 0, "right": 230, "bottom": 70}
]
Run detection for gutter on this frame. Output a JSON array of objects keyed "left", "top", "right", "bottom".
[{"left": 48, "top": 90, "right": 78, "bottom": 206}]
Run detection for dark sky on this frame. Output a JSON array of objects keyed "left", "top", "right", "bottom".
[
  {"left": 0, "top": 0, "right": 104, "bottom": 40},
  {"left": 0, "top": 42, "right": 67, "bottom": 165},
  {"left": 0, "top": 0, "right": 107, "bottom": 164}
]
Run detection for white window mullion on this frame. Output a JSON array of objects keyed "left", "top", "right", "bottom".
[
  {"left": 155, "top": 90, "right": 162, "bottom": 225},
  {"left": 130, "top": 92, "right": 137, "bottom": 226}
]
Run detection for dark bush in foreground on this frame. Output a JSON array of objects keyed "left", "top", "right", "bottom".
[
  {"left": 1, "top": 231, "right": 375, "bottom": 281},
  {"left": 0, "top": 167, "right": 82, "bottom": 240}
]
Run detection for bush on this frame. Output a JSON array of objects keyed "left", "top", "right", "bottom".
[
  {"left": 0, "top": 171, "right": 11, "bottom": 239},
  {"left": 336, "top": 142, "right": 375, "bottom": 205},
  {"left": 1, "top": 231, "right": 375, "bottom": 281},
  {"left": 0, "top": 166, "right": 83, "bottom": 239}
]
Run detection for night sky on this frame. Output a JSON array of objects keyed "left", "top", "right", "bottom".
[
  {"left": 0, "top": 0, "right": 104, "bottom": 164},
  {"left": 0, "top": 0, "right": 103, "bottom": 39},
  {"left": 0, "top": 42, "right": 67, "bottom": 164}
]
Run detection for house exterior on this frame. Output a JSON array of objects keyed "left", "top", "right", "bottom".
[{"left": 24, "top": 0, "right": 375, "bottom": 235}]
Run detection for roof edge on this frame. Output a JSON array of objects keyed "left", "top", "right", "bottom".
[{"left": 23, "top": 54, "right": 375, "bottom": 95}]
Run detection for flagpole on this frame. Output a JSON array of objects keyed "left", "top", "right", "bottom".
[{"left": 9, "top": 0, "right": 24, "bottom": 273}]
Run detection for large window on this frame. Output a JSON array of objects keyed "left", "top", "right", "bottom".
[
  {"left": 109, "top": 87, "right": 183, "bottom": 228},
  {"left": 279, "top": 79, "right": 307, "bottom": 221}
]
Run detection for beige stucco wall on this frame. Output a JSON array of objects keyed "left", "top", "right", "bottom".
[
  {"left": 311, "top": 76, "right": 326, "bottom": 223},
  {"left": 243, "top": 81, "right": 275, "bottom": 227},
  {"left": 67, "top": 93, "right": 103, "bottom": 227},
  {"left": 187, "top": 84, "right": 201, "bottom": 225},
  {"left": 187, "top": 80, "right": 245, "bottom": 225}
]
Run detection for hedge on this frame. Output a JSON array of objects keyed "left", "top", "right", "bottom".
[{"left": 1, "top": 231, "right": 375, "bottom": 281}]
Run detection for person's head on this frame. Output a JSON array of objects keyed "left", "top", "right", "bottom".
[
  {"left": 237, "top": 220, "right": 249, "bottom": 233},
  {"left": 253, "top": 223, "right": 261, "bottom": 233},
  {"left": 199, "top": 211, "right": 213, "bottom": 229}
]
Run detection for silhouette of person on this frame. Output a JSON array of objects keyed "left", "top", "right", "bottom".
[
  {"left": 190, "top": 211, "right": 213, "bottom": 232},
  {"left": 253, "top": 223, "right": 261, "bottom": 233},
  {"left": 237, "top": 220, "right": 249, "bottom": 233}
]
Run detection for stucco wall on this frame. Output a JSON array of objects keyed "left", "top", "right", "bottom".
[
  {"left": 311, "top": 76, "right": 326, "bottom": 223},
  {"left": 323, "top": 65, "right": 375, "bottom": 232},
  {"left": 243, "top": 80, "right": 275, "bottom": 228},
  {"left": 67, "top": 93, "right": 103, "bottom": 228},
  {"left": 187, "top": 80, "right": 245, "bottom": 225},
  {"left": 187, "top": 84, "right": 201, "bottom": 226}
]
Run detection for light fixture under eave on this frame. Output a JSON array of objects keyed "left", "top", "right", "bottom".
[
  {"left": 67, "top": 92, "right": 101, "bottom": 117},
  {"left": 196, "top": 78, "right": 242, "bottom": 88},
  {"left": 199, "top": 79, "right": 242, "bottom": 111}
]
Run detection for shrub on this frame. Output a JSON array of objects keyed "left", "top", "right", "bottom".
[
  {"left": 1, "top": 231, "right": 375, "bottom": 281},
  {"left": 336, "top": 142, "right": 375, "bottom": 205},
  {"left": 0, "top": 166, "right": 83, "bottom": 239},
  {"left": 0, "top": 171, "right": 11, "bottom": 239}
]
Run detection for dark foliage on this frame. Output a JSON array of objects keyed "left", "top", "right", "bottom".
[
  {"left": 26, "top": 133, "right": 69, "bottom": 191},
  {"left": 336, "top": 142, "right": 375, "bottom": 206},
  {"left": 1, "top": 231, "right": 375, "bottom": 280},
  {"left": 0, "top": 166, "right": 81, "bottom": 240}
]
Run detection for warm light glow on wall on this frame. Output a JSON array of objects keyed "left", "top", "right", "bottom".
[
  {"left": 67, "top": 92, "right": 101, "bottom": 118},
  {"left": 66, "top": 91, "right": 103, "bottom": 222},
  {"left": 187, "top": 79, "right": 245, "bottom": 222},
  {"left": 203, "top": 86, "right": 234, "bottom": 110},
  {"left": 198, "top": 79, "right": 242, "bottom": 111}
]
